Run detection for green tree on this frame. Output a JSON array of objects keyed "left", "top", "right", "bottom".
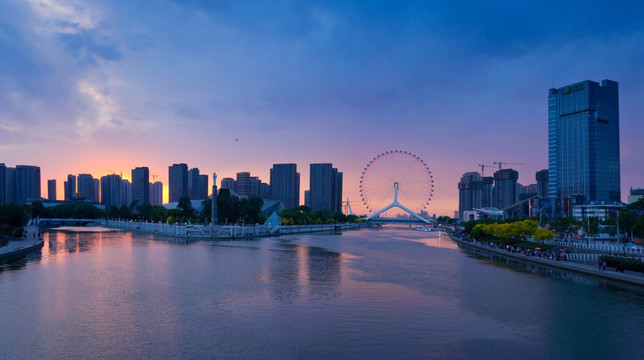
[
  {"left": 551, "top": 216, "right": 580, "bottom": 236},
  {"left": 177, "top": 196, "right": 195, "bottom": 221},
  {"left": 200, "top": 198, "right": 212, "bottom": 223},
  {"left": 106, "top": 205, "right": 120, "bottom": 219},
  {"left": 150, "top": 205, "right": 168, "bottom": 222},
  {"left": 119, "top": 204, "right": 132, "bottom": 219},
  {"left": 534, "top": 228, "right": 557, "bottom": 241}
]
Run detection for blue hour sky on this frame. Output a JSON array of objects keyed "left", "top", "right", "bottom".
[{"left": 1, "top": 0, "right": 643, "bottom": 215}]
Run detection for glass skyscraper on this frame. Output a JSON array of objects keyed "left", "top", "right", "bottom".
[{"left": 548, "top": 79, "right": 620, "bottom": 204}]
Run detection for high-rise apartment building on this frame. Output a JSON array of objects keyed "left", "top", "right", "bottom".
[
  {"left": 220, "top": 178, "right": 236, "bottom": 193},
  {"left": 132, "top": 167, "right": 150, "bottom": 205},
  {"left": 4, "top": 167, "right": 16, "bottom": 203},
  {"left": 15, "top": 165, "right": 40, "bottom": 204},
  {"left": 101, "top": 174, "right": 122, "bottom": 208},
  {"left": 536, "top": 169, "right": 548, "bottom": 199},
  {"left": 309, "top": 163, "right": 343, "bottom": 212},
  {"left": 149, "top": 181, "right": 163, "bottom": 205},
  {"left": 0, "top": 163, "right": 5, "bottom": 204},
  {"left": 169, "top": 163, "right": 188, "bottom": 203},
  {"left": 236, "top": 172, "right": 251, "bottom": 196},
  {"left": 270, "top": 163, "right": 300, "bottom": 209},
  {"left": 121, "top": 179, "right": 132, "bottom": 206},
  {"left": 77, "top": 174, "right": 96, "bottom": 202},
  {"left": 493, "top": 169, "right": 519, "bottom": 210},
  {"left": 187, "top": 168, "right": 208, "bottom": 200},
  {"left": 65, "top": 174, "right": 77, "bottom": 201},
  {"left": 458, "top": 172, "right": 482, "bottom": 220},
  {"left": 548, "top": 80, "right": 620, "bottom": 203},
  {"left": 47, "top": 179, "right": 57, "bottom": 201}
]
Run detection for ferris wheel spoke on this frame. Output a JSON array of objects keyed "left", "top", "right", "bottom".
[
  {"left": 369, "top": 166, "right": 395, "bottom": 184},
  {"left": 396, "top": 161, "right": 418, "bottom": 184}
]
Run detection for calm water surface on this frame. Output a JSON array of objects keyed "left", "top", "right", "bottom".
[{"left": 1, "top": 226, "right": 644, "bottom": 359}]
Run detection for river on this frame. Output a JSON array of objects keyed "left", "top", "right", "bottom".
[{"left": 1, "top": 225, "right": 643, "bottom": 359}]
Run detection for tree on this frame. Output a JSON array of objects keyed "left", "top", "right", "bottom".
[
  {"left": 534, "top": 228, "right": 557, "bottom": 241},
  {"left": 551, "top": 216, "right": 580, "bottom": 236},
  {"left": 583, "top": 217, "right": 600, "bottom": 238},
  {"left": 177, "top": 196, "right": 194, "bottom": 221},
  {"left": 200, "top": 198, "right": 212, "bottom": 223},
  {"left": 106, "top": 205, "right": 120, "bottom": 219}
]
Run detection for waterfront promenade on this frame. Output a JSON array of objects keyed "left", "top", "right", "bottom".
[
  {"left": 450, "top": 234, "right": 644, "bottom": 287},
  {"left": 0, "top": 225, "right": 44, "bottom": 262},
  {"left": 97, "top": 219, "right": 369, "bottom": 240}
]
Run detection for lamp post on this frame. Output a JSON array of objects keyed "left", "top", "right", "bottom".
[{"left": 539, "top": 206, "right": 551, "bottom": 228}]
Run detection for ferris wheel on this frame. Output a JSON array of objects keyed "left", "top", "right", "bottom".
[{"left": 359, "top": 150, "right": 434, "bottom": 220}]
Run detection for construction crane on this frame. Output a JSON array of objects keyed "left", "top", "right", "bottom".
[
  {"left": 478, "top": 164, "right": 495, "bottom": 177},
  {"left": 493, "top": 161, "right": 524, "bottom": 170},
  {"left": 152, "top": 174, "right": 158, "bottom": 182},
  {"left": 107, "top": 169, "right": 123, "bottom": 178}
]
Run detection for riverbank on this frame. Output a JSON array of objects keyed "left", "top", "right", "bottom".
[
  {"left": 97, "top": 219, "right": 370, "bottom": 240},
  {"left": 450, "top": 234, "right": 644, "bottom": 287},
  {"left": 0, "top": 225, "right": 44, "bottom": 263}
]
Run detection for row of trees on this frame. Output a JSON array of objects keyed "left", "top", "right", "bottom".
[{"left": 279, "top": 206, "right": 360, "bottom": 225}]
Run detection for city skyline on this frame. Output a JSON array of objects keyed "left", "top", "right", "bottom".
[{"left": 1, "top": 1, "right": 643, "bottom": 216}]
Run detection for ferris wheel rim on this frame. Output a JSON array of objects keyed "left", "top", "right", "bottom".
[{"left": 359, "top": 150, "right": 434, "bottom": 213}]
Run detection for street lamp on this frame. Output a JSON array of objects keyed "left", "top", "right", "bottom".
[{"left": 538, "top": 206, "right": 551, "bottom": 228}]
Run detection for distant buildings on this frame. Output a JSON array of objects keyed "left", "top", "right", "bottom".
[
  {"left": 78, "top": 174, "right": 97, "bottom": 202},
  {"left": 64, "top": 174, "right": 77, "bottom": 201},
  {"left": 0, "top": 163, "right": 5, "bottom": 204},
  {"left": 536, "top": 169, "right": 548, "bottom": 199},
  {"left": 220, "top": 177, "right": 236, "bottom": 192},
  {"left": 121, "top": 179, "right": 132, "bottom": 206},
  {"left": 101, "top": 174, "right": 122, "bottom": 208},
  {"left": 236, "top": 172, "right": 251, "bottom": 196},
  {"left": 629, "top": 188, "right": 644, "bottom": 205},
  {"left": 548, "top": 80, "right": 620, "bottom": 209},
  {"left": 309, "top": 163, "right": 342, "bottom": 212},
  {"left": 47, "top": 179, "right": 56, "bottom": 201},
  {"left": 168, "top": 163, "right": 188, "bottom": 202},
  {"left": 187, "top": 168, "right": 208, "bottom": 201},
  {"left": 493, "top": 169, "right": 519, "bottom": 211},
  {"left": 149, "top": 181, "right": 163, "bottom": 206},
  {"left": 15, "top": 165, "right": 41, "bottom": 204},
  {"left": 458, "top": 172, "right": 482, "bottom": 220},
  {"left": 132, "top": 167, "right": 150, "bottom": 205},
  {"left": 270, "top": 163, "right": 300, "bottom": 209}
]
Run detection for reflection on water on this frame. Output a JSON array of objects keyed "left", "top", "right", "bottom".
[{"left": 1, "top": 227, "right": 644, "bottom": 359}]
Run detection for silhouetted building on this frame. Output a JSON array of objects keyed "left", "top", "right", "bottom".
[
  {"left": 458, "top": 172, "right": 482, "bottom": 220},
  {"left": 4, "top": 167, "right": 16, "bottom": 203},
  {"left": 15, "top": 165, "right": 41, "bottom": 204},
  {"left": 482, "top": 176, "right": 494, "bottom": 208},
  {"left": 78, "top": 174, "right": 96, "bottom": 202},
  {"left": 494, "top": 169, "right": 519, "bottom": 210},
  {"left": 220, "top": 177, "right": 236, "bottom": 192},
  {"left": 270, "top": 163, "right": 299, "bottom": 209},
  {"left": 121, "top": 179, "right": 132, "bottom": 206},
  {"left": 304, "top": 190, "right": 310, "bottom": 207},
  {"left": 65, "top": 174, "right": 76, "bottom": 201},
  {"left": 549, "top": 80, "right": 620, "bottom": 204},
  {"left": 149, "top": 181, "right": 163, "bottom": 205},
  {"left": 536, "top": 169, "right": 548, "bottom": 199},
  {"left": 236, "top": 172, "right": 251, "bottom": 196},
  {"left": 93, "top": 179, "right": 99, "bottom": 203},
  {"left": 101, "top": 174, "right": 122, "bottom": 208},
  {"left": 211, "top": 173, "right": 218, "bottom": 224},
  {"left": 309, "top": 163, "right": 343, "bottom": 212},
  {"left": 47, "top": 179, "right": 56, "bottom": 201},
  {"left": 169, "top": 163, "right": 188, "bottom": 202},
  {"left": 0, "top": 163, "right": 5, "bottom": 204},
  {"left": 132, "top": 167, "right": 150, "bottom": 205},
  {"left": 187, "top": 168, "right": 208, "bottom": 200}
]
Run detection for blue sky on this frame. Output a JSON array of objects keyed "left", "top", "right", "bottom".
[{"left": 1, "top": 0, "right": 643, "bottom": 215}]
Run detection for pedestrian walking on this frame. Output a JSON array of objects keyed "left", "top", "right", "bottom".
[{"left": 602, "top": 260, "right": 607, "bottom": 270}]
